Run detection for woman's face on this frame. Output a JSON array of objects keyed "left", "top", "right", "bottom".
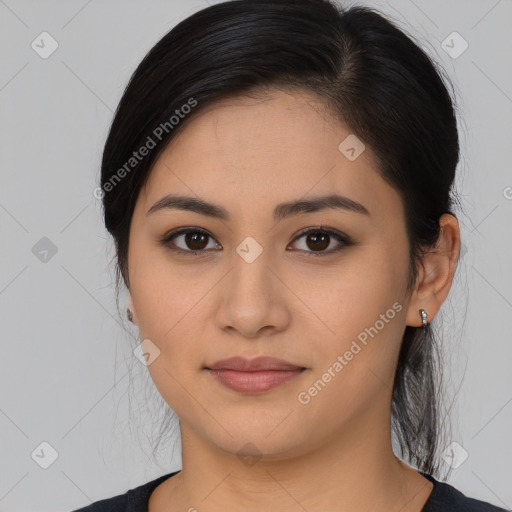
[{"left": 127, "top": 89, "right": 415, "bottom": 460}]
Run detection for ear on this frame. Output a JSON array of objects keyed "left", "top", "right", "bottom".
[
  {"left": 127, "top": 291, "right": 138, "bottom": 325},
  {"left": 405, "top": 213, "right": 461, "bottom": 327}
]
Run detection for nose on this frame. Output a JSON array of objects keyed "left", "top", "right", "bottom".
[{"left": 215, "top": 245, "right": 290, "bottom": 339}]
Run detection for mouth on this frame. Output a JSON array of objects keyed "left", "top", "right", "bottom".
[
  {"left": 206, "top": 368, "right": 306, "bottom": 394},
  {"left": 205, "top": 355, "right": 306, "bottom": 372},
  {"left": 204, "top": 356, "right": 307, "bottom": 394}
]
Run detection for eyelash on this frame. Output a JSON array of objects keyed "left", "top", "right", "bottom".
[{"left": 159, "top": 226, "right": 353, "bottom": 258}]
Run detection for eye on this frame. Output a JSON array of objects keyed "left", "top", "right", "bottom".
[
  {"left": 159, "top": 226, "right": 353, "bottom": 257},
  {"left": 288, "top": 227, "right": 353, "bottom": 257},
  {"left": 160, "top": 227, "right": 221, "bottom": 255}
]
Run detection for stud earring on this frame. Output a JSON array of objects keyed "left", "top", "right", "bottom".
[
  {"left": 127, "top": 308, "right": 134, "bottom": 322},
  {"left": 419, "top": 308, "right": 428, "bottom": 328}
]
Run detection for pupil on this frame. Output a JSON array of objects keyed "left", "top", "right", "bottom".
[
  {"left": 308, "top": 233, "right": 329, "bottom": 251},
  {"left": 187, "top": 232, "right": 207, "bottom": 250}
]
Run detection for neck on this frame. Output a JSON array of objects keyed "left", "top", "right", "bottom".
[{"left": 152, "top": 401, "right": 434, "bottom": 512}]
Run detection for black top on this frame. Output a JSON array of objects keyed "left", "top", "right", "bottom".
[{"left": 71, "top": 470, "right": 510, "bottom": 512}]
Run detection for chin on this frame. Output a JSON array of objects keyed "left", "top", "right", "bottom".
[{"left": 202, "top": 421, "right": 311, "bottom": 461}]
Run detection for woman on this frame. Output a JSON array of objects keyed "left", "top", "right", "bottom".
[{"left": 72, "top": 0, "right": 508, "bottom": 510}]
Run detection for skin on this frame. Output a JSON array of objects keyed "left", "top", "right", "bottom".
[{"left": 125, "top": 89, "right": 460, "bottom": 512}]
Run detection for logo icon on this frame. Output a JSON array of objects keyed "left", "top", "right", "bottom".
[
  {"left": 338, "top": 134, "right": 365, "bottom": 161},
  {"left": 236, "top": 237, "right": 263, "bottom": 264},
  {"left": 134, "top": 339, "right": 161, "bottom": 366},
  {"left": 31, "top": 32, "right": 59, "bottom": 59},
  {"left": 441, "top": 32, "right": 468, "bottom": 59}
]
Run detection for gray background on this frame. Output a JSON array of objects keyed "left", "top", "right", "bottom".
[{"left": 0, "top": 0, "right": 511, "bottom": 510}]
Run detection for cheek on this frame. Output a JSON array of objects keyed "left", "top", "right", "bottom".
[
  {"left": 138, "top": 279, "right": 207, "bottom": 416},
  {"left": 294, "top": 297, "right": 405, "bottom": 432},
  {"left": 303, "top": 250, "right": 403, "bottom": 331},
  {"left": 131, "top": 249, "right": 203, "bottom": 336},
  {"left": 297, "top": 249, "right": 407, "bottom": 383}
]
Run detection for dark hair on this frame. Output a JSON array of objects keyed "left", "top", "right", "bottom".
[{"left": 100, "top": 0, "right": 463, "bottom": 479}]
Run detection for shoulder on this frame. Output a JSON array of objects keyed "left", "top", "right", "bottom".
[
  {"left": 421, "top": 473, "right": 510, "bottom": 512},
  {"left": 70, "top": 471, "right": 180, "bottom": 512}
]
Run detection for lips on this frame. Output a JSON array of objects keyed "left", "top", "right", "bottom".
[
  {"left": 206, "top": 356, "right": 305, "bottom": 372},
  {"left": 205, "top": 356, "right": 307, "bottom": 393}
]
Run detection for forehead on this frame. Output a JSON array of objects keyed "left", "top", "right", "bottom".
[{"left": 138, "top": 89, "right": 404, "bottom": 225}]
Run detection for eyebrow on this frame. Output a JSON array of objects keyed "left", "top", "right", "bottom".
[{"left": 146, "top": 193, "right": 370, "bottom": 222}]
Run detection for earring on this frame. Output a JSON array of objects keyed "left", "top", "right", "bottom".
[
  {"left": 419, "top": 308, "right": 428, "bottom": 328},
  {"left": 127, "top": 308, "right": 134, "bottom": 322}
]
